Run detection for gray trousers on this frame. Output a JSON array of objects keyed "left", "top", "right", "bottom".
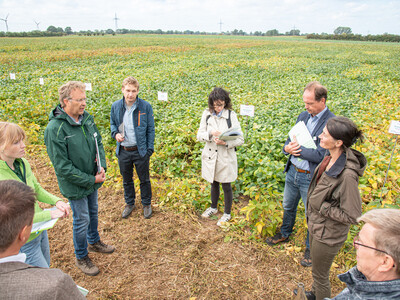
[{"left": 310, "top": 235, "right": 344, "bottom": 300}]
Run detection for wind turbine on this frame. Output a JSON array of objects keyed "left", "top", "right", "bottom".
[
  {"left": 34, "top": 20, "right": 40, "bottom": 30},
  {"left": 114, "top": 13, "right": 119, "bottom": 32},
  {"left": 0, "top": 14, "right": 9, "bottom": 32},
  {"left": 218, "top": 19, "right": 223, "bottom": 33}
]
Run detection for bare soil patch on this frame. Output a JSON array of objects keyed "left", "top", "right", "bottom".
[{"left": 29, "top": 153, "right": 346, "bottom": 299}]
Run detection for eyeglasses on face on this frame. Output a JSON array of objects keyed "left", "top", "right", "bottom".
[
  {"left": 68, "top": 97, "right": 87, "bottom": 103},
  {"left": 353, "top": 236, "right": 388, "bottom": 254},
  {"left": 213, "top": 103, "right": 225, "bottom": 107}
]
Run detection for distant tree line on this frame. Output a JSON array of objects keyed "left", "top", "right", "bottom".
[
  {"left": 306, "top": 26, "right": 400, "bottom": 43},
  {"left": 1, "top": 25, "right": 399, "bottom": 42},
  {"left": 0, "top": 26, "right": 302, "bottom": 37}
]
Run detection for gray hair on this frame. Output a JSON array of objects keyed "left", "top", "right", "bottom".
[
  {"left": 59, "top": 81, "right": 86, "bottom": 107},
  {"left": 358, "top": 209, "right": 400, "bottom": 275}
]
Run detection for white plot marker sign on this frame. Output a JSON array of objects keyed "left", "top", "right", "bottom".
[
  {"left": 158, "top": 91, "right": 168, "bottom": 101},
  {"left": 39, "top": 78, "right": 44, "bottom": 85},
  {"left": 240, "top": 104, "right": 255, "bottom": 117},
  {"left": 10, "top": 73, "right": 16, "bottom": 80},
  {"left": 85, "top": 83, "right": 92, "bottom": 91},
  {"left": 389, "top": 120, "right": 400, "bottom": 135}
]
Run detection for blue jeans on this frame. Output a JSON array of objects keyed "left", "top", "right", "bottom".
[
  {"left": 20, "top": 230, "right": 50, "bottom": 268},
  {"left": 118, "top": 148, "right": 152, "bottom": 206},
  {"left": 69, "top": 190, "right": 100, "bottom": 259},
  {"left": 280, "top": 164, "right": 311, "bottom": 248}
]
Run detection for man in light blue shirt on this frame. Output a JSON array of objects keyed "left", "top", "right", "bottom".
[
  {"left": 110, "top": 77, "right": 155, "bottom": 219},
  {"left": 266, "top": 82, "right": 335, "bottom": 268}
]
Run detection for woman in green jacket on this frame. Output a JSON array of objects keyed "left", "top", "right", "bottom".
[{"left": 0, "top": 122, "right": 70, "bottom": 268}]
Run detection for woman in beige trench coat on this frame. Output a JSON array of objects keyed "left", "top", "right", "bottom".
[{"left": 197, "top": 87, "right": 244, "bottom": 226}]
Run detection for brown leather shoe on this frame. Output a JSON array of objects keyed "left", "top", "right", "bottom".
[
  {"left": 265, "top": 232, "right": 289, "bottom": 246},
  {"left": 88, "top": 240, "right": 115, "bottom": 254},
  {"left": 76, "top": 255, "right": 99, "bottom": 276},
  {"left": 143, "top": 205, "right": 152, "bottom": 219},
  {"left": 122, "top": 204, "right": 134, "bottom": 219}
]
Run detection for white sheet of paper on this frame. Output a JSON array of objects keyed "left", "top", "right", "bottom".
[
  {"left": 85, "top": 83, "right": 92, "bottom": 91},
  {"left": 77, "top": 285, "right": 89, "bottom": 296},
  {"left": 10, "top": 73, "right": 16, "bottom": 80},
  {"left": 158, "top": 91, "right": 168, "bottom": 101},
  {"left": 288, "top": 121, "right": 317, "bottom": 149},
  {"left": 39, "top": 78, "right": 44, "bottom": 85},
  {"left": 31, "top": 218, "right": 58, "bottom": 233},
  {"left": 389, "top": 120, "right": 400, "bottom": 135},
  {"left": 31, "top": 207, "right": 58, "bottom": 234},
  {"left": 240, "top": 104, "right": 255, "bottom": 117}
]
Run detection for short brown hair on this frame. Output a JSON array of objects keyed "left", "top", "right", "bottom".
[
  {"left": 122, "top": 77, "right": 140, "bottom": 90},
  {"left": 0, "top": 122, "right": 26, "bottom": 152},
  {"left": 304, "top": 81, "right": 328, "bottom": 102},
  {"left": 59, "top": 81, "right": 86, "bottom": 108},
  {"left": 0, "top": 180, "right": 36, "bottom": 252},
  {"left": 358, "top": 209, "right": 400, "bottom": 276}
]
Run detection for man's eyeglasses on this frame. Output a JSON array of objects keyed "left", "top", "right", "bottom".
[
  {"left": 353, "top": 236, "right": 388, "bottom": 254},
  {"left": 68, "top": 97, "right": 87, "bottom": 103}
]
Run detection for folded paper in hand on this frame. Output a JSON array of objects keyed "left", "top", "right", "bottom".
[
  {"left": 219, "top": 127, "right": 242, "bottom": 141},
  {"left": 31, "top": 207, "right": 58, "bottom": 234},
  {"left": 288, "top": 121, "right": 316, "bottom": 149}
]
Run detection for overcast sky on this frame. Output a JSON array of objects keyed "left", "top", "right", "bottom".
[{"left": 0, "top": 0, "right": 399, "bottom": 35}]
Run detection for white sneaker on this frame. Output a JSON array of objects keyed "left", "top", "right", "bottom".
[
  {"left": 217, "top": 213, "right": 231, "bottom": 226},
  {"left": 201, "top": 207, "right": 218, "bottom": 218}
]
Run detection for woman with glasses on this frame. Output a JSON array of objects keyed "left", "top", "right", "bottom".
[
  {"left": 304, "top": 116, "right": 367, "bottom": 300},
  {"left": 0, "top": 122, "right": 70, "bottom": 268},
  {"left": 197, "top": 87, "right": 244, "bottom": 226}
]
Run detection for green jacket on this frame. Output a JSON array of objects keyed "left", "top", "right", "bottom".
[
  {"left": 44, "top": 105, "right": 106, "bottom": 200},
  {"left": 0, "top": 158, "right": 60, "bottom": 242}
]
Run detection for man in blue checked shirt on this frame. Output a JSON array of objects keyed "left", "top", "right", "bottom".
[{"left": 265, "top": 81, "right": 335, "bottom": 268}]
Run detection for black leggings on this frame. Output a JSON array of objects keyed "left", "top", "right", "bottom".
[{"left": 211, "top": 181, "right": 233, "bottom": 214}]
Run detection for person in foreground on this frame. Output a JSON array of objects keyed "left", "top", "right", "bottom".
[
  {"left": 266, "top": 81, "right": 335, "bottom": 268},
  {"left": 0, "top": 180, "right": 85, "bottom": 300},
  {"left": 302, "top": 116, "right": 367, "bottom": 300},
  {"left": 0, "top": 122, "right": 70, "bottom": 268},
  {"left": 329, "top": 208, "right": 400, "bottom": 299},
  {"left": 110, "top": 76, "right": 155, "bottom": 219},
  {"left": 197, "top": 87, "right": 244, "bottom": 226},
  {"left": 45, "top": 81, "right": 115, "bottom": 276}
]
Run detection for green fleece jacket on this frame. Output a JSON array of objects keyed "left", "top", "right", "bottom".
[
  {"left": 44, "top": 105, "right": 106, "bottom": 200},
  {"left": 0, "top": 158, "right": 60, "bottom": 242}
]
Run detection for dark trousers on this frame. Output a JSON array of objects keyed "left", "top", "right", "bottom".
[
  {"left": 310, "top": 235, "right": 344, "bottom": 300},
  {"left": 118, "top": 148, "right": 152, "bottom": 206},
  {"left": 211, "top": 181, "right": 233, "bottom": 214}
]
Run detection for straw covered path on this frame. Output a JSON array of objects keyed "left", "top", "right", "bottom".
[{"left": 29, "top": 152, "right": 345, "bottom": 299}]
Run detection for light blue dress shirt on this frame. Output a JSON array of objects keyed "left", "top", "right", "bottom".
[
  {"left": 290, "top": 106, "right": 328, "bottom": 171},
  {"left": 121, "top": 101, "right": 137, "bottom": 147}
]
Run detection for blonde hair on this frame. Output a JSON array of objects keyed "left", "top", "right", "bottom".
[
  {"left": 122, "top": 77, "right": 140, "bottom": 89},
  {"left": 59, "top": 81, "right": 86, "bottom": 108},
  {"left": 0, "top": 122, "right": 26, "bottom": 152}
]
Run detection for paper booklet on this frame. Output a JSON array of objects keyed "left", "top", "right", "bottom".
[
  {"left": 31, "top": 207, "right": 58, "bottom": 234},
  {"left": 219, "top": 127, "right": 242, "bottom": 141},
  {"left": 288, "top": 121, "right": 316, "bottom": 149},
  {"left": 118, "top": 122, "right": 124, "bottom": 137}
]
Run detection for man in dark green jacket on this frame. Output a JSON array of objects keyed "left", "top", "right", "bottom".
[{"left": 44, "top": 81, "right": 115, "bottom": 276}]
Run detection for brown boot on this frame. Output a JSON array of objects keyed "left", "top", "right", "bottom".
[
  {"left": 88, "top": 240, "right": 115, "bottom": 254},
  {"left": 76, "top": 255, "right": 99, "bottom": 276}
]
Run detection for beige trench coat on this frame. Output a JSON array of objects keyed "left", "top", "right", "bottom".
[{"left": 197, "top": 109, "right": 244, "bottom": 183}]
